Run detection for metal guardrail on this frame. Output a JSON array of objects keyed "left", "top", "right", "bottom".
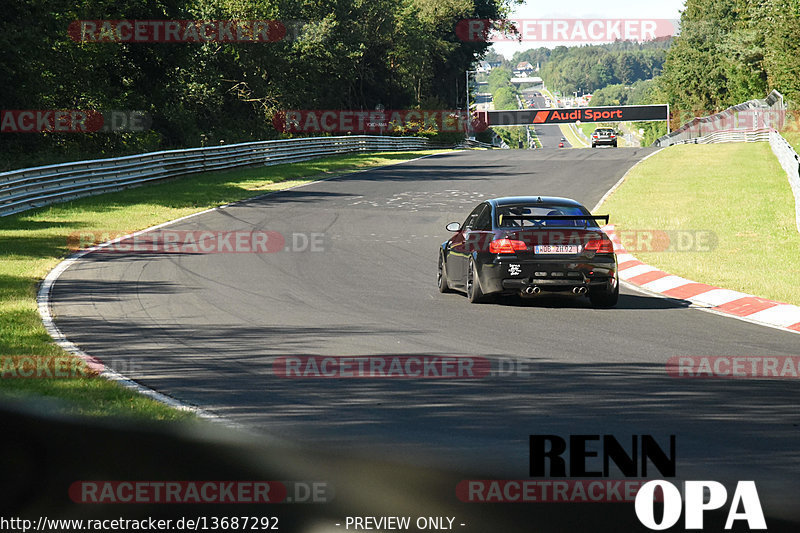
[
  {"left": 0, "top": 135, "right": 430, "bottom": 217},
  {"left": 769, "top": 129, "right": 800, "bottom": 233},
  {"left": 664, "top": 128, "right": 772, "bottom": 145},
  {"left": 460, "top": 139, "right": 494, "bottom": 149},
  {"left": 566, "top": 123, "right": 590, "bottom": 147},
  {"left": 654, "top": 90, "right": 785, "bottom": 147}
]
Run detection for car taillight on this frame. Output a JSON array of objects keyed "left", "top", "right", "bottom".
[
  {"left": 490, "top": 238, "right": 527, "bottom": 254},
  {"left": 584, "top": 239, "right": 614, "bottom": 254},
  {"left": 610, "top": 134, "right": 616, "bottom": 138},
  {"left": 592, "top": 135, "right": 598, "bottom": 138}
]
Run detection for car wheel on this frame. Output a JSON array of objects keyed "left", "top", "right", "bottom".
[
  {"left": 589, "top": 280, "right": 619, "bottom": 308},
  {"left": 437, "top": 251, "right": 452, "bottom": 293},
  {"left": 466, "top": 258, "right": 485, "bottom": 303},
  {"left": 612, "top": 142, "right": 617, "bottom": 148},
  {"left": 592, "top": 143, "right": 596, "bottom": 148}
]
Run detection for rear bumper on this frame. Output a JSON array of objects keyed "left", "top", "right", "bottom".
[
  {"left": 593, "top": 138, "right": 617, "bottom": 146},
  {"left": 478, "top": 256, "right": 617, "bottom": 294},
  {"left": 500, "top": 277, "right": 609, "bottom": 290}
]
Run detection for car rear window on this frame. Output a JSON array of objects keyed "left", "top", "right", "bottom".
[{"left": 495, "top": 205, "right": 599, "bottom": 228}]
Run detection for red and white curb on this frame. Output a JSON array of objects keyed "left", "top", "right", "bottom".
[{"left": 602, "top": 224, "right": 800, "bottom": 334}]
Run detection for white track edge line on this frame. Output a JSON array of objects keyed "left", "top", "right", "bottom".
[
  {"left": 592, "top": 147, "right": 664, "bottom": 213},
  {"left": 37, "top": 150, "right": 455, "bottom": 421}
]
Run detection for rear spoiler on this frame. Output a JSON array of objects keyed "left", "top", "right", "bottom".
[{"left": 499, "top": 214, "right": 610, "bottom": 227}]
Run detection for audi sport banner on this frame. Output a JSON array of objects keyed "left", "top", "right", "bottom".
[{"left": 485, "top": 105, "right": 668, "bottom": 126}]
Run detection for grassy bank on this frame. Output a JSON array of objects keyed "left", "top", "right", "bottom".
[
  {"left": 558, "top": 124, "right": 587, "bottom": 148},
  {"left": 0, "top": 149, "right": 443, "bottom": 419},
  {"left": 600, "top": 143, "right": 800, "bottom": 305},
  {"left": 782, "top": 131, "right": 800, "bottom": 153}
]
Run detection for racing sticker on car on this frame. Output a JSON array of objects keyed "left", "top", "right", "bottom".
[{"left": 509, "top": 264, "right": 521, "bottom": 276}]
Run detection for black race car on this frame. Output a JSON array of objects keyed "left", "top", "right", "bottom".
[{"left": 438, "top": 196, "right": 619, "bottom": 307}]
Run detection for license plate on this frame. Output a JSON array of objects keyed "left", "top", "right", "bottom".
[{"left": 534, "top": 244, "right": 579, "bottom": 254}]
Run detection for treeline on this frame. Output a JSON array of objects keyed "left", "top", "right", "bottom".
[
  {"left": 481, "top": 0, "right": 800, "bottom": 147},
  {"left": 590, "top": 79, "right": 658, "bottom": 107},
  {"left": 660, "top": 0, "right": 800, "bottom": 114},
  {"left": 481, "top": 65, "right": 528, "bottom": 148},
  {"left": 485, "top": 67, "right": 519, "bottom": 110},
  {"left": 509, "top": 40, "right": 670, "bottom": 96},
  {"left": 491, "top": 72, "right": 523, "bottom": 148},
  {"left": 481, "top": 40, "right": 669, "bottom": 146},
  {"left": 594, "top": 0, "right": 800, "bottom": 142},
  {"left": 0, "top": 0, "right": 510, "bottom": 170}
]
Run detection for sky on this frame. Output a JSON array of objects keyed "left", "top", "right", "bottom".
[{"left": 489, "top": 0, "right": 687, "bottom": 58}]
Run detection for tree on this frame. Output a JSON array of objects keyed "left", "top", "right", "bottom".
[
  {"left": 492, "top": 87, "right": 517, "bottom": 110},
  {"left": 0, "top": 0, "right": 517, "bottom": 169}
]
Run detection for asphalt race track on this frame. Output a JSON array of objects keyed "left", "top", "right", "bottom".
[
  {"left": 533, "top": 122, "right": 568, "bottom": 148},
  {"left": 529, "top": 93, "right": 571, "bottom": 149},
  {"left": 50, "top": 148, "right": 800, "bottom": 525}
]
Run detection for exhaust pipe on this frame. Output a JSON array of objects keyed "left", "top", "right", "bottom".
[
  {"left": 524, "top": 286, "right": 541, "bottom": 295},
  {"left": 573, "top": 286, "right": 588, "bottom": 295}
]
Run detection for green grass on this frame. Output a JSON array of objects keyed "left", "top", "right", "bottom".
[
  {"left": 531, "top": 131, "right": 542, "bottom": 149},
  {"left": 600, "top": 143, "right": 800, "bottom": 305},
  {"left": 579, "top": 123, "right": 597, "bottom": 139},
  {"left": 781, "top": 131, "right": 800, "bottom": 153},
  {"left": 0, "top": 149, "right": 443, "bottom": 419},
  {"left": 559, "top": 124, "right": 588, "bottom": 148}
]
